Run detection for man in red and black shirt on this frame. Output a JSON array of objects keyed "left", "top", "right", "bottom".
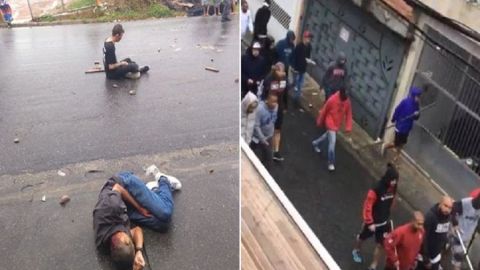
[
  {"left": 384, "top": 211, "right": 425, "bottom": 270},
  {"left": 352, "top": 163, "right": 399, "bottom": 270}
]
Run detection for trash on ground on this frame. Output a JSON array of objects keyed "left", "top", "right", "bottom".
[
  {"left": 112, "top": 84, "right": 118, "bottom": 88},
  {"left": 41, "top": 195, "right": 46, "bottom": 202},
  {"left": 129, "top": 90, "right": 136, "bottom": 95},
  {"left": 57, "top": 170, "right": 66, "bottom": 177},
  {"left": 59, "top": 195, "right": 70, "bottom": 206},
  {"left": 210, "top": 59, "right": 214, "bottom": 62},
  {"left": 299, "top": 108, "right": 305, "bottom": 113},
  {"left": 209, "top": 169, "right": 214, "bottom": 174},
  {"left": 174, "top": 48, "right": 182, "bottom": 52},
  {"left": 14, "top": 138, "right": 19, "bottom": 144},
  {"left": 308, "top": 103, "right": 313, "bottom": 108},
  {"left": 235, "top": 78, "right": 239, "bottom": 83},
  {"left": 205, "top": 66, "right": 219, "bottom": 73}
]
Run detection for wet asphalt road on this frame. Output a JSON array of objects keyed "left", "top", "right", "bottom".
[
  {"left": 0, "top": 15, "right": 239, "bottom": 270},
  {"left": 0, "top": 16, "right": 238, "bottom": 175},
  {"left": 269, "top": 106, "right": 414, "bottom": 269}
]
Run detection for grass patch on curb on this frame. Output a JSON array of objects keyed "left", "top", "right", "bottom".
[
  {"left": 68, "top": 0, "right": 95, "bottom": 10},
  {"left": 37, "top": 14, "right": 56, "bottom": 22}
]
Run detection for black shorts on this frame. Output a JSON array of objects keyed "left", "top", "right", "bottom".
[
  {"left": 275, "top": 108, "right": 283, "bottom": 130},
  {"left": 394, "top": 132, "right": 409, "bottom": 147},
  {"left": 358, "top": 223, "right": 391, "bottom": 244}
]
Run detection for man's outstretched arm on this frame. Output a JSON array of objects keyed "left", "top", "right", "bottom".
[{"left": 112, "top": 183, "right": 151, "bottom": 217}]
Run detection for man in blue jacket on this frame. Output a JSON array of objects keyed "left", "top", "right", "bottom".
[
  {"left": 275, "top": 30, "right": 296, "bottom": 109},
  {"left": 382, "top": 87, "right": 422, "bottom": 162}
]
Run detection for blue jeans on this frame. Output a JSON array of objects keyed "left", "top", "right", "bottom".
[
  {"left": 312, "top": 130, "right": 336, "bottom": 165},
  {"left": 294, "top": 72, "right": 305, "bottom": 102},
  {"left": 116, "top": 171, "right": 174, "bottom": 232}
]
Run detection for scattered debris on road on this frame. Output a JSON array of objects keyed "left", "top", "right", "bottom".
[
  {"left": 41, "top": 195, "right": 46, "bottom": 202},
  {"left": 308, "top": 103, "right": 313, "bottom": 108},
  {"left": 129, "top": 90, "right": 136, "bottom": 95},
  {"left": 14, "top": 138, "right": 19, "bottom": 144},
  {"left": 57, "top": 170, "right": 66, "bottom": 177},
  {"left": 209, "top": 169, "right": 214, "bottom": 174},
  {"left": 59, "top": 195, "right": 70, "bottom": 206},
  {"left": 205, "top": 66, "right": 219, "bottom": 73},
  {"left": 112, "top": 84, "right": 118, "bottom": 88},
  {"left": 174, "top": 48, "right": 182, "bottom": 52}
]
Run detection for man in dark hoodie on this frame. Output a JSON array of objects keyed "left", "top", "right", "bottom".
[
  {"left": 416, "top": 196, "right": 457, "bottom": 270},
  {"left": 321, "top": 52, "right": 348, "bottom": 101},
  {"left": 253, "top": 0, "right": 271, "bottom": 39},
  {"left": 103, "top": 24, "right": 149, "bottom": 80},
  {"left": 292, "top": 30, "right": 313, "bottom": 105},
  {"left": 382, "top": 87, "right": 422, "bottom": 162},
  {"left": 352, "top": 163, "right": 399, "bottom": 270},
  {"left": 241, "top": 41, "right": 268, "bottom": 98},
  {"left": 275, "top": 30, "right": 296, "bottom": 107}
]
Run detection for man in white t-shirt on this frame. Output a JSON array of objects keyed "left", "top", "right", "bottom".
[{"left": 241, "top": 1, "right": 253, "bottom": 37}]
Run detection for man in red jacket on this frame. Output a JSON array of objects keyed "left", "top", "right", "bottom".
[
  {"left": 352, "top": 163, "right": 399, "bottom": 270},
  {"left": 384, "top": 211, "right": 425, "bottom": 270},
  {"left": 312, "top": 88, "right": 352, "bottom": 171}
]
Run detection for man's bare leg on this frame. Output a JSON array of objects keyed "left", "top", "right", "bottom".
[{"left": 368, "top": 244, "right": 383, "bottom": 269}]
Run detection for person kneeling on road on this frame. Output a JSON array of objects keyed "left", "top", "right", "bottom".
[
  {"left": 93, "top": 165, "right": 181, "bottom": 270},
  {"left": 104, "top": 24, "right": 150, "bottom": 80}
]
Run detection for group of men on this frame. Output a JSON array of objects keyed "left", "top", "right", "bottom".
[
  {"left": 241, "top": 0, "right": 350, "bottom": 171},
  {"left": 201, "top": 0, "right": 234, "bottom": 22},
  {"left": 353, "top": 163, "right": 480, "bottom": 270},
  {"left": 240, "top": 1, "right": 480, "bottom": 269}
]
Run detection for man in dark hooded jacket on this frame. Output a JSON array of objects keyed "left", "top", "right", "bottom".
[
  {"left": 382, "top": 87, "right": 422, "bottom": 162},
  {"left": 241, "top": 41, "right": 268, "bottom": 99},
  {"left": 416, "top": 196, "right": 457, "bottom": 270},
  {"left": 275, "top": 30, "right": 296, "bottom": 101},
  {"left": 352, "top": 163, "right": 399, "bottom": 270},
  {"left": 322, "top": 52, "right": 348, "bottom": 101},
  {"left": 253, "top": 0, "right": 271, "bottom": 39}
]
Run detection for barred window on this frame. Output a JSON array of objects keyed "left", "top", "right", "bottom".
[{"left": 271, "top": 1, "right": 291, "bottom": 29}]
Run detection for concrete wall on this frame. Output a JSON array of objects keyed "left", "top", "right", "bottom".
[
  {"left": 419, "top": 0, "right": 480, "bottom": 33},
  {"left": 247, "top": 0, "right": 303, "bottom": 42}
]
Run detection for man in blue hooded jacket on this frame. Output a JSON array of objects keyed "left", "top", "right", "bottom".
[{"left": 382, "top": 87, "right": 422, "bottom": 162}]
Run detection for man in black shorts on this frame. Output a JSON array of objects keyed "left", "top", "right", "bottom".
[
  {"left": 260, "top": 62, "right": 287, "bottom": 161},
  {"left": 382, "top": 87, "right": 422, "bottom": 162},
  {"left": 104, "top": 24, "right": 149, "bottom": 80},
  {"left": 352, "top": 163, "right": 399, "bottom": 270}
]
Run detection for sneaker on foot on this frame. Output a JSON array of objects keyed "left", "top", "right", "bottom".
[
  {"left": 158, "top": 173, "right": 182, "bottom": 191},
  {"left": 312, "top": 141, "right": 321, "bottom": 153},
  {"left": 272, "top": 152, "right": 284, "bottom": 161},
  {"left": 352, "top": 249, "right": 363, "bottom": 263},
  {"left": 139, "top": 66, "right": 150, "bottom": 74},
  {"left": 328, "top": 164, "right": 335, "bottom": 171},
  {"left": 146, "top": 181, "right": 159, "bottom": 190}
]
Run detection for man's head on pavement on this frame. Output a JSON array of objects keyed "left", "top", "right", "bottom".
[
  {"left": 337, "top": 52, "right": 347, "bottom": 66},
  {"left": 112, "top": 24, "right": 125, "bottom": 42},
  {"left": 251, "top": 41, "right": 261, "bottom": 57},
  {"left": 110, "top": 231, "right": 135, "bottom": 270},
  {"left": 303, "top": 31, "right": 313, "bottom": 44},
  {"left": 272, "top": 62, "right": 286, "bottom": 79},
  {"left": 439, "top": 196, "right": 454, "bottom": 215},
  {"left": 412, "top": 211, "right": 425, "bottom": 231},
  {"left": 242, "top": 0, "right": 248, "bottom": 12},
  {"left": 266, "top": 93, "right": 278, "bottom": 110},
  {"left": 410, "top": 86, "right": 422, "bottom": 102}
]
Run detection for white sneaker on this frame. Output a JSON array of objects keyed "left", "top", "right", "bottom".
[
  {"left": 145, "top": 164, "right": 182, "bottom": 191},
  {"left": 328, "top": 164, "right": 335, "bottom": 171},
  {"left": 146, "top": 181, "right": 159, "bottom": 190},
  {"left": 312, "top": 141, "right": 321, "bottom": 153},
  {"left": 125, "top": 72, "right": 141, "bottom": 79}
]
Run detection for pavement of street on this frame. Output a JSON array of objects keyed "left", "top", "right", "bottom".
[{"left": 0, "top": 142, "right": 239, "bottom": 270}]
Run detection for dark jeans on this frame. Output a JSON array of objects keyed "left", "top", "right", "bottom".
[
  {"left": 106, "top": 58, "right": 139, "bottom": 80},
  {"left": 116, "top": 171, "right": 174, "bottom": 232},
  {"left": 250, "top": 141, "right": 272, "bottom": 170}
]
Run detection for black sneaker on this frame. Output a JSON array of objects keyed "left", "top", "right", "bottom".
[
  {"left": 272, "top": 152, "right": 284, "bottom": 162},
  {"left": 139, "top": 66, "right": 150, "bottom": 74}
]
